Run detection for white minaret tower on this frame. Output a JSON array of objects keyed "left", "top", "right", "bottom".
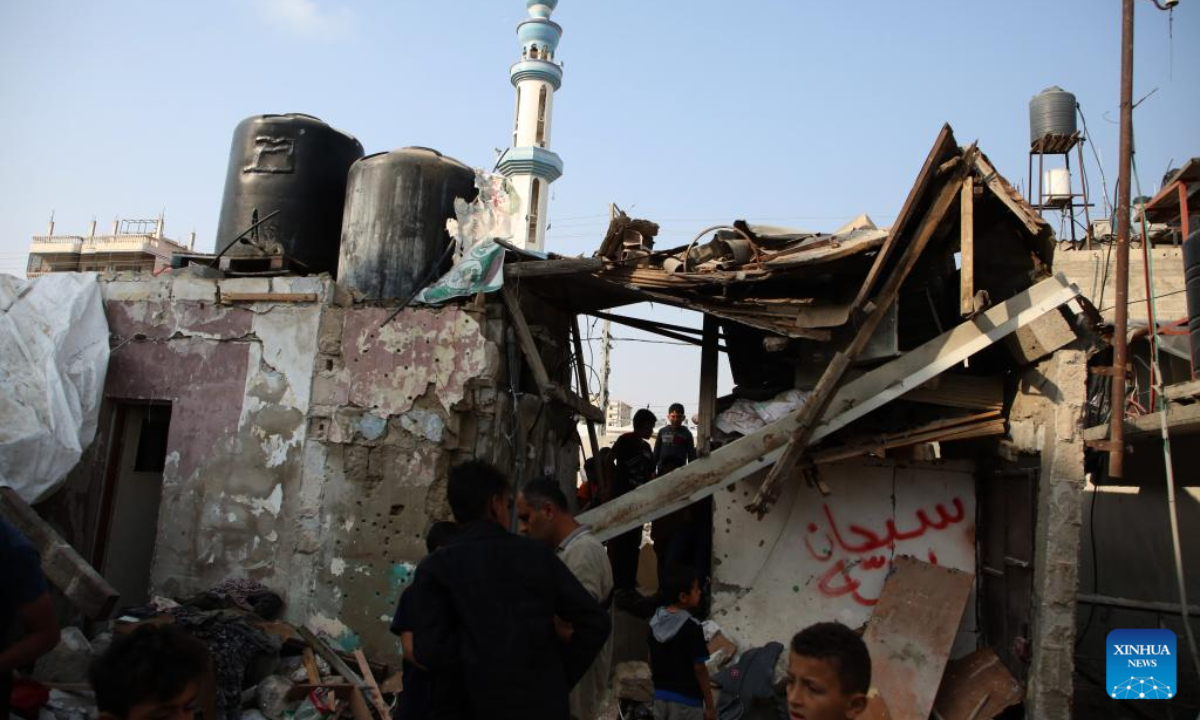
[{"left": 496, "top": 0, "right": 564, "bottom": 252}]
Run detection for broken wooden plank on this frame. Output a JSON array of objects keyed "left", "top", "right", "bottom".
[
  {"left": 220, "top": 292, "right": 319, "bottom": 303},
  {"left": 960, "top": 175, "right": 975, "bottom": 316},
  {"left": 296, "top": 626, "right": 383, "bottom": 720},
  {"left": 750, "top": 146, "right": 977, "bottom": 515},
  {"left": 577, "top": 273, "right": 1081, "bottom": 541},
  {"left": 697, "top": 314, "right": 720, "bottom": 455},
  {"left": 863, "top": 557, "right": 974, "bottom": 720},
  {"left": 501, "top": 285, "right": 554, "bottom": 392},
  {"left": 505, "top": 257, "right": 603, "bottom": 278},
  {"left": 901, "top": 374, "right": 1004, "bottom": 411},
  {"left": 0, "top": 487, "right": 119, "bottom": 619},
  {"left": 1083, "top": 402, "right": 1200, "bottom": 441},
  {"left": 302, "top": 647, "right": 321, "bottom": 684},
  {"left": 549, "top": 385, "right": 606, "bottom": 424},
  {"left": 932, "top": 648, "right": 1023, "bottom": 720},
  {"left": 354, "top": 649, "right": 392, "bottom": 720},
  {"left": 1163, "top": 379, "right": 1200, "bottom": 403}
]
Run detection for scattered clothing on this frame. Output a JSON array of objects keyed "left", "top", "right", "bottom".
[
  {"left": 187, "top": 578, "right": 284, "bottom": 620},
  {"left": 162, "top": 607, "right": 279, "bottom": 720},
  {"left": 712, "top": 642, "right": 786, "bottom": 720},
  {"left": 653, "top": 425, "right": 696, "bottom": 475},
  {"left": 557, "top": 525, "right": 615, "bottom": 720},
  {"left": 648, "top": 608, "right": 709, "bottom": 708},
  {"left": 406, "top": 521, "right": 611, "bottom": 720}
]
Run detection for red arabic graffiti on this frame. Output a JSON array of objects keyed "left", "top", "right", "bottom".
[{"left": 804, "top": 498, "right": 965, "bottom": 606}]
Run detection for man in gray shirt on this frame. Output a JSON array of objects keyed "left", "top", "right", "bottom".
[{"left": 518, "top": 477, "right": 615, "bottom": 720}]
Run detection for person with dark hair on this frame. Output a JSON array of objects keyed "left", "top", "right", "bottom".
[
  {"left": 89, "top": 624, "right": 212, "bottom": 720},
  {"left": 653, "top": 403, "right": 696, "bottom": 475},
  {"left": 390, "top": 520, "right": 460, "bottom": 720},
  {"left": 517, "top": 477, "right": 614, "bottom": 720},
  {"left": 405, "top": 461, "right": 611, "bottom": 720},
  {"left": 785, "top": 622, "right": 871, "bottom": 720},
  {"left": 608, "top": 408, "right": 657, "bottom": 592},
  {"left": 647, "top": 565, "right": 714, "bottom": 720},
  {"left": 1, "top": 518, "right": 59, "bottom": 720}
]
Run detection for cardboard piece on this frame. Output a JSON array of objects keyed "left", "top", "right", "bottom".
[{"left": 862, "top": 557, "right": 974, "bottom": 720}]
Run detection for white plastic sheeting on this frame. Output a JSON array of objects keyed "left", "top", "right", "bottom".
[{"left": 0, "top": 273, "right": 110, "bottom": 504}]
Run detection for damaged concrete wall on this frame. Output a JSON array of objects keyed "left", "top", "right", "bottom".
[
  {"left": 66, "top": 275, "right": 580, "bottom": 658},
  {"left": 711, "top": 458, "right": 978, "bottom": 653}
]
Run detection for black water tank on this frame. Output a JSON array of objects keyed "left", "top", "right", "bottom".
[
  {"left": 1185, "top": 229, "right": 1200, "bottom": 373},
  {"left": 337, "top": 147, "right": 477, "bottom": 301},
  {"left": 215, "top": 114, "right": 363, "bottom": 273}
]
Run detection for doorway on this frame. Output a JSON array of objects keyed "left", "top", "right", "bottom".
[{"left": 93, "top": 403, "right": 172, "bottom": 609}]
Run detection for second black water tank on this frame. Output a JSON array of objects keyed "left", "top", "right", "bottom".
[
  {"left": 337, "top": 147, "right": 477, "bottom": 301},
  {"left": 215, "top": 114, "right": 364, "bottom": 274}
]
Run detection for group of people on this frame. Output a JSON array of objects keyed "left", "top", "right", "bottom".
[
  {"left": 386, "top": 458, "right": 877, "bottom": 720},
  {"left": 1, "top": 407, "right": 877, "bottom": 720}
]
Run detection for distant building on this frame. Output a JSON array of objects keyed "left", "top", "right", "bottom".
[
  {"left": 26, "top": 216, "right": 192, "bottom": 277},
  {"left": 606, "top": 400, "right": 632, "bottom": 430}
]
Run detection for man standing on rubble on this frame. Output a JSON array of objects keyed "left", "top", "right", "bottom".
[
  {"left": 405, "top": 461, "right": 610, "bottom": 720},
  {"left": 1, "top": 518, "right": 60, "bottom": 720},
  {"left": 517, "top": 477, "right": 614, "bottom": 720},
  {"left": 608, "top": 408, "right": 657, "bottom": 592}
]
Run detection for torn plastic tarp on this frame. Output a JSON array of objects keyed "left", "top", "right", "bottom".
[
  {"left": 0, "top": 272, "right": 110, "bottom": 504},
  {"left": 415, "top": 170, "right": 517, "bottom": 305},
  {"left": 716, "top": 388, "right": 810, "bottom": 437}
]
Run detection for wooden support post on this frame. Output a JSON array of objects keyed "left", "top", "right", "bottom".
[
  {"left": 697, "top": 314, "right": 720, "bottom": 454},
  {"left": 354, "top": 649, "right": 392, "bottom": 720},
  {"left": 572, "top": 317, "right": 601, "bottom": 459},
  {"left": 502, "top": 284, "right": 605, "bottom": 424},
  {"left": 750, "top": 147, "right": 977, "bottom": 515},
  {"left": 960, "top": 174, "right": 976, "bottom": 316},
  {"left": 0, "top": 487, "right": 119, "bottom": 619}
]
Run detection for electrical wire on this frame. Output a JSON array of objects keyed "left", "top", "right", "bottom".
[{"left": 1077, "top": 103, "right": 1113, "bottom": 218}]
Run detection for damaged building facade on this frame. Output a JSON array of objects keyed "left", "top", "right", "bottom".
[{"left": 5, "top": 120, "right": 1197, "bottom": 720}]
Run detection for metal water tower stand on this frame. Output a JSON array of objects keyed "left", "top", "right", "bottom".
[{"left": 1027, "top": 132, "right": 1094, "bottom": 248}]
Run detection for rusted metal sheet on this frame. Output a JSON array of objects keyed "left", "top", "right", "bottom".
[
  {"left": 862, "top": 556, "right": 974, "bottom": 720},
  {"left": 932, "top": 648, "right": 1024, "bottom": 720}
]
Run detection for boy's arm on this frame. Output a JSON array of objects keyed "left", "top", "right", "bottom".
[{"left": 693, "top": 662, "right": 715, "bottom": 720}]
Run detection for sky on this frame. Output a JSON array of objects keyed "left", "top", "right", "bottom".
[{"left": 1, "top": 0, "right": 1197, "bottom": 418}]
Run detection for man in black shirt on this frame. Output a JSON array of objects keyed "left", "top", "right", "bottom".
[
  {"left": 608, "top": 409, "right": 656, "bottom": 591},
  {"left": 404, "top": 461, "right": 611, "bottom": 720}
]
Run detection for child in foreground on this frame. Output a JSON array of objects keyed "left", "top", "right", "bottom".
[
  {"left": 785, "top": 622, "right": 871, "bottom": 720},
  {"left": 648, "top": 566, "right": 715, "bottom": 720},
  {"left": 90, "top": 624, "right": 212, "bottom": 720}
]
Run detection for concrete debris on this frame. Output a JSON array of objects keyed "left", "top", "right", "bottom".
[
  {"left": 614, "top": 661, "right": 655, "bottom": 703},
  {"left": 32, "top": 627, "right": 93, "bottom": 684},
  {"left": 254, "top": 675, "right": 295, "bottom": 720}
]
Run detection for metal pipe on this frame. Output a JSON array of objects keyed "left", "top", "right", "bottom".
[
  {"left": 1078, "top": 593, "right": 1200, "bottom": 618},
  {"left": 1110, "top": 0, "right": 1134, "bottom": 478}
]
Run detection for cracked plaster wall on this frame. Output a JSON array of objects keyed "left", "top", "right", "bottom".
[{"left": 83, "top": 276, "right": 580, "bottom": 658}]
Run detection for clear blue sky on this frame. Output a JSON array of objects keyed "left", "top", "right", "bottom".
[{"left": 1, "top": 0, "right": 1196, "bottom": 415}]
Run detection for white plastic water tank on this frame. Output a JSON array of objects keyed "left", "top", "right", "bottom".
[{"left": 1043, "top": 168, "right": 1072, "bottom": 201}]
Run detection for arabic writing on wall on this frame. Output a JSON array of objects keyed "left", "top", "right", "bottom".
[{"left": 803, "top": 497, "right": 966, "bottom": 606}]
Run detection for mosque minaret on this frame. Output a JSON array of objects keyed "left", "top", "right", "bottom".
[{"left": 496, "top": 0, "right": 564, "bottom": 252}]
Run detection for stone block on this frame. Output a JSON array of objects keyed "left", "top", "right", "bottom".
[
  {"left": 172, "top": 276, "right": 219, "bottom": 303},
  {"left": 614, "top": 661, "right": 654, "bottom": 703},
  {"left": 317, "top": 308, "right": 345, "bottom": 355},
  {"left": 101, "top": 277, "right": 171, "bottom": 303},
  {"left": 219, "top": 278, "right": 271, "bottom": 296}
]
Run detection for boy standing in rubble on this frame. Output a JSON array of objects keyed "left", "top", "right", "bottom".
[
  {"left": 608, "top": 408, "right": 656, "bottom": 592},
  {"left": 653, "top": 403, "right": 696, "bottom": 475},
  {"left": 647, "top": 566, "right": 714, "bottom": 720}
]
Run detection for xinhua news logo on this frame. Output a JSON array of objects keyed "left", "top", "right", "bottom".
[{"left": 1106, "top": 629, "right": 1177, "bottom": 700}]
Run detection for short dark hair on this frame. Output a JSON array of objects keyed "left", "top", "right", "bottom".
[
  {"left": 659, "top": 564, "right": 699, "bottom": 605},
  {"left": 633, "top": 409, "right": 657, "bottom": 427},
  {"left": 91, "top": 624, "right": 211, "bottom": 718},
  {"left": 522, "top": 476, "right": 569, "bottom": 512},
  {"left": 447, "top": 460, "right": 510, "bottom": 524},
  {"left": 425, "top": 521, "right": 459, "bottom": 553},
  {"left": 790, "top": 622, "right": 871, "bottom": 696},
  {"left": 668, "top": 403, "right": 685, "bottom": 414}
]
